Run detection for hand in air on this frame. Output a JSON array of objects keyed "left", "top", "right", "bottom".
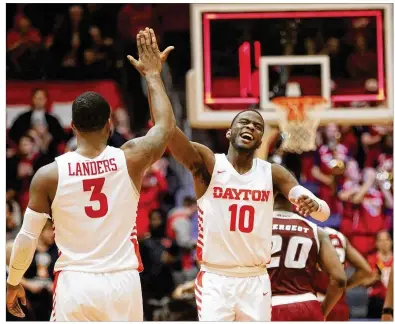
[
  {"left": 6, "top": 283, "right": 26, "bottom": 318},
  {"left": 127, "top": 27, "right": 174, "bottom": 76},
  {"left": 291, "top": 195, "right": 319, "bottom": 217}
]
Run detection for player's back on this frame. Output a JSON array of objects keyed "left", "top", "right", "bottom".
[
  {"left": 51, "top": 145, "right": 142, "bottom": 273},
  {"left": 268, "top": 211, "right": 320, "bottom": 302}
]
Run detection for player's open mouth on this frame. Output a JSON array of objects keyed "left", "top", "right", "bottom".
[{"left": 240, "top": 133, "right": 254, "bottom": 141}]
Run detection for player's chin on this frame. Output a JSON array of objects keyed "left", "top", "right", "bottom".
[{"left": 236, "top": 140, "right": 258, "bottom": 152}]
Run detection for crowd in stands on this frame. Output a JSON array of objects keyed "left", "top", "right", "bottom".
[{"left": 6, "top": 4, "right": 392, "bottom": 321}]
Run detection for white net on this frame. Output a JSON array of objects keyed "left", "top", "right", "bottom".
[{"left": 274, "top": 97, "right": 327, "bottom": 154}]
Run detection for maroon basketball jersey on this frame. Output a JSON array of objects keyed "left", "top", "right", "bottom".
[{"left": 268, "top": 211, "right": 319, "bottom": 296}]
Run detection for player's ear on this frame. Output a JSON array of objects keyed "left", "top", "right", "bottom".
[
  {"left": 71, "top": 121, "right": 77, "bottom": 132},
  {"left": 226, "top": 129, "right": 231, "bottom": 140}
]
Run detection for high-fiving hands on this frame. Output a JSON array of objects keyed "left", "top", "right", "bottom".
[{"left": 127, "top": 27, "right": 174, "bottom": 76}]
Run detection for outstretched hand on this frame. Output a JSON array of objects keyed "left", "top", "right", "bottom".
[
  {"left": 127, "top": 27, "right": 174, "bottom": 76},
  {"left": 290, "top": 195, "right": 319, "bottom": 217}
]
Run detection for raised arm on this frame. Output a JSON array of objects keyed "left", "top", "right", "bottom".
[
  {"left": 141, "top": 30, "right": 215, "bottom": 198},
  {"left": 122, "top": 28, "right": 176, "bottom": 189},
  {"left": 6, "top": 163, "right": 57, "bottom": 318},
  {"left": 345, "top": 238, "right": 374, "bottom": 289},
  {"left": 318, "top": 228, "right": 347, "bottom": 318},
  {"left": 272, "top": 164, "right": 330, "bottom": 221}
]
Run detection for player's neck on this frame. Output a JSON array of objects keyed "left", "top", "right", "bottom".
[
  {"left": 75, "top": 134, "right": 108, "bottom": 159},
  {"left": 226, "top": 147, "right": 254, "bottom": 174}
]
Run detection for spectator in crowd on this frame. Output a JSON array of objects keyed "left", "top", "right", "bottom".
[
  {"left": 8, "top": 88, "right": 67, "bottom": 153},
  {"left": 320, "top": 37, "right": 346, "bottom": 78},
  {"left": 136, "top": 163, "right": 169, "bottom": 237},
  {"left": 347, "top": 33, "right": 377, "bottom": 79},
  {"left": 166, "top": 196, "right": 198, "bottom": 285},
  {"left": 140, "top": 209, "right": 180, "bottom": 320},
  {"left": 312, "top": 123, "right": 348, "bottom": 227},
  {"left": 366, "top": 231, "right": 393, "bottom": 319},
  {"left": 6, "top": 14, "right": 44, "bottom": 79},
  {"left": 6, "top": 201, "right": 20, "bottom": 241},
  {"left": 50, "top": 5, "right": 89, "bottom": 79},
  {"left": 339, "top": 125, "right": 359, "bottom": 158},
  {"left": 108, "top": 107, "right": 134, "bottom": 147},
  {"left": 7, "top": 135, "right": 48, "bottom": 211},
  {"left": 340, "top": 160, "right": 391, "bottom": 257}
]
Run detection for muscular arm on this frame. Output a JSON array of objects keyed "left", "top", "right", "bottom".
[
  {"left": 147, "top": 87, "right": 214, "bottom": 198},
  {"left": 272, "top": 164, "right": 330, "bottom": 221},
  {"left": 318, "top": 228, "right": 347, "bottom": 318},
  {"left": 122, "top": 73, "right": 176, "bottom": 190},
  {"left": 7, "top": 164, "right": 55, "bottom": 286},
  {"left": 345, "top": 238, "right": 374, "bottom": 289}
]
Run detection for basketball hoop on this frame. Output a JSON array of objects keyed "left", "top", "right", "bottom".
[{"left": 272, "top": 96, "right": 327, "bottom": 154}]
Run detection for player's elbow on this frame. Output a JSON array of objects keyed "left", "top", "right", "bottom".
[{"left": 330, "top": 271, "right": 347, "bottom": 289}]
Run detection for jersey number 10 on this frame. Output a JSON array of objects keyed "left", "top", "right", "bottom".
[{"left": 229, "top": 204, "right": 255, "bottom": 233}]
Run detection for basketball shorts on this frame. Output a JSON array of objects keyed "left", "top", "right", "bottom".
[
  {"left": 50, "top": 269, "right": 143, "bottom": 321},
  {"left": 326, "top": 301, "right": 349, "bottom": 321},
  {"left": 194, "top": 271, "right": 271, "bottom": 321},
  {"left": 272, "top": 299, "right": 324, "bottom": 321}
]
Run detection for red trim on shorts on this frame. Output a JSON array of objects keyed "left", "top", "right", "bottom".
[
  {"left": 51, "top": 271, "right": 61, "bottom": 321},
  {"left": 197, "top": 206, "right": 204, "bottom": 215}
]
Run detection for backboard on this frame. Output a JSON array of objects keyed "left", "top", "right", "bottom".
[{"left": 187, "top": 3, "right": 393, "bottom": 128}]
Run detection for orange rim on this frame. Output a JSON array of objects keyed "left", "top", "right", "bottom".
[{"left": 272, "top": 96, "right": 327, "bottom": 121}]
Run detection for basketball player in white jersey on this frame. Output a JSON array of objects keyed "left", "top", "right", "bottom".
[
  {"left": 6, "top": 28, "right": 175, "bottom": 321},
  {"left": 147, "top": 57, "right": 331, "bottom": 322}
]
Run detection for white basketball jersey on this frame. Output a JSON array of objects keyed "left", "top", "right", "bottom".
[
  {"left": 324, "top": 227, "right": 347, "bottom": 264},
  {"left": 51, "top": 146, "right": 142, "bottom": 273},
  {"left": 197, "top": 154, "right": 274, "bottom": 277}
]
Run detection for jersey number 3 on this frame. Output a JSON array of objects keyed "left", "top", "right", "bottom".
[
  {"left": 83, "top": 178, "right": 108, "bottom": 218},
  {"left": 229, "top": 204, "right": 255, "bottom": 233}
]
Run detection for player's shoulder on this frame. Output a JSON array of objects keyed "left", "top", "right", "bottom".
[
  {"left": 323, "top": 227, "right": 347, "bottom": 246},
  {"left": 32, "top": 161, "right": 58, "bottom": 189}
]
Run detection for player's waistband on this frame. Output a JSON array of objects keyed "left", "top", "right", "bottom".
[
  {"left": 272, "top": 293, "right": 318, "bottom": 306},
  {"left": 200, "top": 261, "right": 267, "bottom": 278}
]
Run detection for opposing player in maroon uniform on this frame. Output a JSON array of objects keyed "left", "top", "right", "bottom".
[
  {"left": 314, "top": 226, "right": 373, "bottom": 321},
  {"left": 268, "top": 194, "right": 347, "bottom": 321}
]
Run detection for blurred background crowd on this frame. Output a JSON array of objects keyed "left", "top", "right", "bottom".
[{"left": 6, "top": 3, "right": 393, "bottom": 321}]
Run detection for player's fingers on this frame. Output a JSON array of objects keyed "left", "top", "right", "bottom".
[
  {"left": 127, "top": 55, "right": 139, "bottom": 68},
  {"left": 19, "top": 294, "right": 27, "bottom": 307},
  {"left": 161, "top": 46, "right": 175, "bottom": 62},
  {"left": 139, "top": 31, "right": 148, "bottom": 54},
  {"left": 136, "top": 33, "right": 143, "bottom": 57},
  {"left": 143, "top": 29, "right": 152, "bottom": 53},
  {"left": 149, "top": 28, "right": 159, "bottom": 53}
]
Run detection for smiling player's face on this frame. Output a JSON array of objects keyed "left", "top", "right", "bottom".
[{"left": 227, "top": 111, "right": 264, "bottom": 153}]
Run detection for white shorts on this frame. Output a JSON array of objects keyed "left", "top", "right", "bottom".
[
  {"left": 194, "top": 271, "right": 272, "bottom": 321},
  {"left": 50, "top": 269, "right": 143, "bottom": 321}
]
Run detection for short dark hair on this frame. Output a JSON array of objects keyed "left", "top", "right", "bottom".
[
  {"left": 230, "top": 109, "right": 264, "bottom": 128},
  {"left": 72, "top": 92, "right": 111, "bottom": 132},
  {"left": 32, "top": 88, "right": 48, "bottom": 98}
]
